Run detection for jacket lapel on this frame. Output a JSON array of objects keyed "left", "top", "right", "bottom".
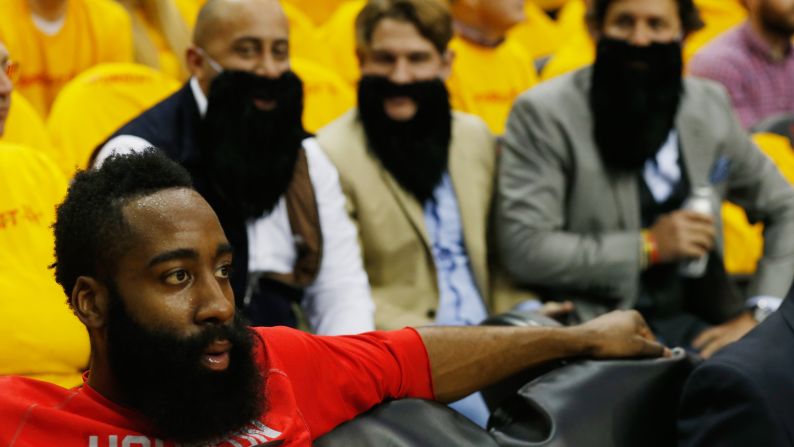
[
  {"left": 379, "top": 165, "right": 432, "bottom": 250},
  {"left": 448, "top": 135, "right": 489, "bottom": 297},
  {"left": 676, "top": 90, "right": 712, "bottom": 189}
]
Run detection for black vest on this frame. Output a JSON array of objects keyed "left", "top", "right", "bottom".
[{"left": 98, "top": 83, "right": 317, "bottom": 327}]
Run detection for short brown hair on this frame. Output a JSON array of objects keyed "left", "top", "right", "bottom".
[
  {"left": 587, "top": 0, "right": 704, "bottom": 35},
  {"left": 355, "top": 0, "right": 453, "bottom": 54}
]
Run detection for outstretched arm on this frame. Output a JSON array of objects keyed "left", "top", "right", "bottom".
[{"left": 418, "top": 310, "right": 668, "bottom": 403}]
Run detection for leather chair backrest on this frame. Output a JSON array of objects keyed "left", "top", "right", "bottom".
[
  {"left": 314, "top": 399, "right": 500, "bottom": 447},
  {"left": 488, "top": 349, "right": 699, "bottom": 447}
]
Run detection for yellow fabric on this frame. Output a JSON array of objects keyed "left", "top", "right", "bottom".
[
  {"left": 134, "top": 9, "right": 185, "bottom": 81},
  {"left": 282, "top": 2, "right": 334, "bottom": 68},
  {"left": 175, "top": 0, "right": 200, "bottom": 28},
  {"left": 531, "top": 0, "right": 571, "bottom": 12},
  {"left": 685, "top": 0, "right": 747, "bottom": 63},
  {"left": 2, "top": 91, "right": 54, "bottom": 157},
  {"left": 722, "top": 133, "right": 794, "bottom": 275},
  {"left": 46, "top": 63, "right": 180, "bottom": 178},
  {"left": 292, "top": 57, "right": 355, "bottom": 133},
  {"left": 555, "top": 0, "right": 587, "bottom": 41},
  {"left": 540, "top": 27, "right": 593, "bottom": 81},
  {"left": 319, "top": 0, "right": 366, "bottom": 88},
  {"left": 447, "top": 36, "right": 537, "bottom": 135},
  {"left": 282, "top": 0, "right": 350, "bottom": 26},
  {"left": 0, "top": 142, "right": 89, "bottom": 388},
  {"left": 0, "top": 0, "right": 134, "bottom": 118},
  {"left": 508, "top": 1, "right": 564, "bottom": 59}
]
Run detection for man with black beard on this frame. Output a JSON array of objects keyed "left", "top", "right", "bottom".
[
  {"left": 497, "top": 0, "right": 794, "bottom": 358},
  {"left": 94, "top": 0, "right": 374, "bottom": 335},
  {"left": 0, "top": 149, "right": 667, "bottom": 445},
  {"left": 689, "top": 0, "right": 794, "bottom": 128},
  {"left": 317, "top": 0, "right": 567, "bottom": 427}
]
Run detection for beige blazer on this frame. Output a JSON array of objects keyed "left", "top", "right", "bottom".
[{"left": 318, "top": 110, "right": 521, "bottom": 329}]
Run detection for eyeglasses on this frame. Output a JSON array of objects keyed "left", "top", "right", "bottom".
[{"left": 2, "top": 59, "right": 19, "bottom": 83}]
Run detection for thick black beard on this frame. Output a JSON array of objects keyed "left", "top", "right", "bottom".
[
  {"left": 202, "top": 70, "right": 307, "bottom": 219},
  {"left": 105, "top": 283, "right": 264, "bottom": 444},
  {"left": 590, "top": 37, "right": 683, "bottom": 172},
  {"left": 357, "top": 76, "right": 452, "bottom": 203}
]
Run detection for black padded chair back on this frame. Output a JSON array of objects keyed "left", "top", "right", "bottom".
[{"left": 488, "top": 349, "right": 698, "bottom": 447}]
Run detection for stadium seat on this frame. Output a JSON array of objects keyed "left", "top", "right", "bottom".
[{"left": 46, "top": 63, "right": 180, "bottom": 178}]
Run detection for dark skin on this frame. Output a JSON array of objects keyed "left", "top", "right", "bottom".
[{"left": 69, "top": 187, "right": 668, "bottom": 407}]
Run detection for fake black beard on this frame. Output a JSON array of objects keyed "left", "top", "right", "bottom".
[
  {"left": 202, "top": 70, "right": 307, "bottom": 219},
  {"left": 357, "top": 76, "right": 452, "bottom": 203},
  {"left": 105, "top": 284, "right": 264, "bottom": 444},
  {"left": 590, "top": 37, "right": 683, "bottom": 172}
]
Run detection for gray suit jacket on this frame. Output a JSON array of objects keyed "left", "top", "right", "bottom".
[{"left": 497, "top": 67, "right": 794, "bottom": 321}]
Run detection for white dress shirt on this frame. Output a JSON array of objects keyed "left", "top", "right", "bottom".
[{"left": 97, "top": 78, "right": 375, "bottom": 335}]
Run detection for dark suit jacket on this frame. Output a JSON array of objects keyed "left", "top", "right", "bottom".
[{"left": 678, "top": 298, "right": 794, "bottom": 446}]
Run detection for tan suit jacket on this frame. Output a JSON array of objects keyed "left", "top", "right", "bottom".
[{"left": 318, "top": 110, "right": 521, "bottom": 330}]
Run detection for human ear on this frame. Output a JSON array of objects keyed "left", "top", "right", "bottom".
[{"left": 71, "top": 276, "right": 110, "bottom": 329}]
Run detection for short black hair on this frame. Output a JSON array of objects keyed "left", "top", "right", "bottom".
[
  {"left": 53, "top": 149, "right": 193, "bottom": 303},
  {"left": 588, "top": 0, "right": 704, "bottom": 35}
]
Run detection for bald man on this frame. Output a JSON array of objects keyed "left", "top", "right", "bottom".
[{"left": 93, "top": 0, "right": 375, "bottom": 336}]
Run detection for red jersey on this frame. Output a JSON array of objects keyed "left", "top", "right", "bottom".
[{"left": 0, "top": 327, "right": 435, "bottom": 446}]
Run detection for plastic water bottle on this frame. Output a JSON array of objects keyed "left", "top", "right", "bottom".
[{"left": 679, "top": 186, "right": 713, "bottom": 278}]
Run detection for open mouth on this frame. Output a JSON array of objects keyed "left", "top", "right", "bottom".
[
  {"left": 253, "top": 97, "right": 276, "bottom": 111},
  {"left": 201, "top": 339, "right": 232, "bottom": 371}
]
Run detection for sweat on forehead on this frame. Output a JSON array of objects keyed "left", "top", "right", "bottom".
[{"left": 52, "top": 150, "right": 194, "bottom": 301}]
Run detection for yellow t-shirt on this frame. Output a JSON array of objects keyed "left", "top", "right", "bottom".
[
  {"left": 0, "top": 142, "right": 89, "bottom": 388},
  {"left": 318, "top": 0, "right": 366, "bottom": 88},
  {"left": 0, "top": 0, "right": 134, "bottom": 118},
  {"left": 46, "top": 63, "right": 180, "bottom": 178},
  {"left": 508, "top": 1, "right": 564, "bottom": 60},
  {"left": 447, "top": 36, "right": 538, "bottom": 135},
  {"left": 2, "top": 91, "right": 54, "bottom": 157},
  {"left": 292, "top": 57, "right": 355, "bottom": 133},
  {"left": 722, "top": 133, "right": 794, "bottom": 276}
]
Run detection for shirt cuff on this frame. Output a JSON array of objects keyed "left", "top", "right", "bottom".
[
  {"left": 511, "top": 299, "right": 543, "bottom": 313},
  {"left": 745, "top": 295, "right": 783, "bottom": 311}
]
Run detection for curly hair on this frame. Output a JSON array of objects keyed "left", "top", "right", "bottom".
[
  {"left": 588, "top": 0, "right": 704, "bottom": 35},
  {"left": 52, "top": 149, "right": 193, "bottom": 303}
]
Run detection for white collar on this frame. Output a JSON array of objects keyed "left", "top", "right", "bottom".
[{"left": 189, "top": 77, "right": 208, "bottom": 117}]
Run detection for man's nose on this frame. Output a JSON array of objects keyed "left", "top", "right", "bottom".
[
  {"left": 389, "top": 58, "right": 412, "bottom": 84},
  {"left": 194, "top": 274, "right": 235, "bottom": 325},
  {"left": 252, "top": 54, "right": 284, "bottom": 79},
  {"left": 627, "top": 23, "right": 654, "bottom": 46}
]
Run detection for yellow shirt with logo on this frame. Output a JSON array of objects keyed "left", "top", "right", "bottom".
[
  {"left": 447, "top": 36, "right": 537, "bottom": 135},
  {"left": 0, "top": 142, "right": 90, "bottom": 388}
]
